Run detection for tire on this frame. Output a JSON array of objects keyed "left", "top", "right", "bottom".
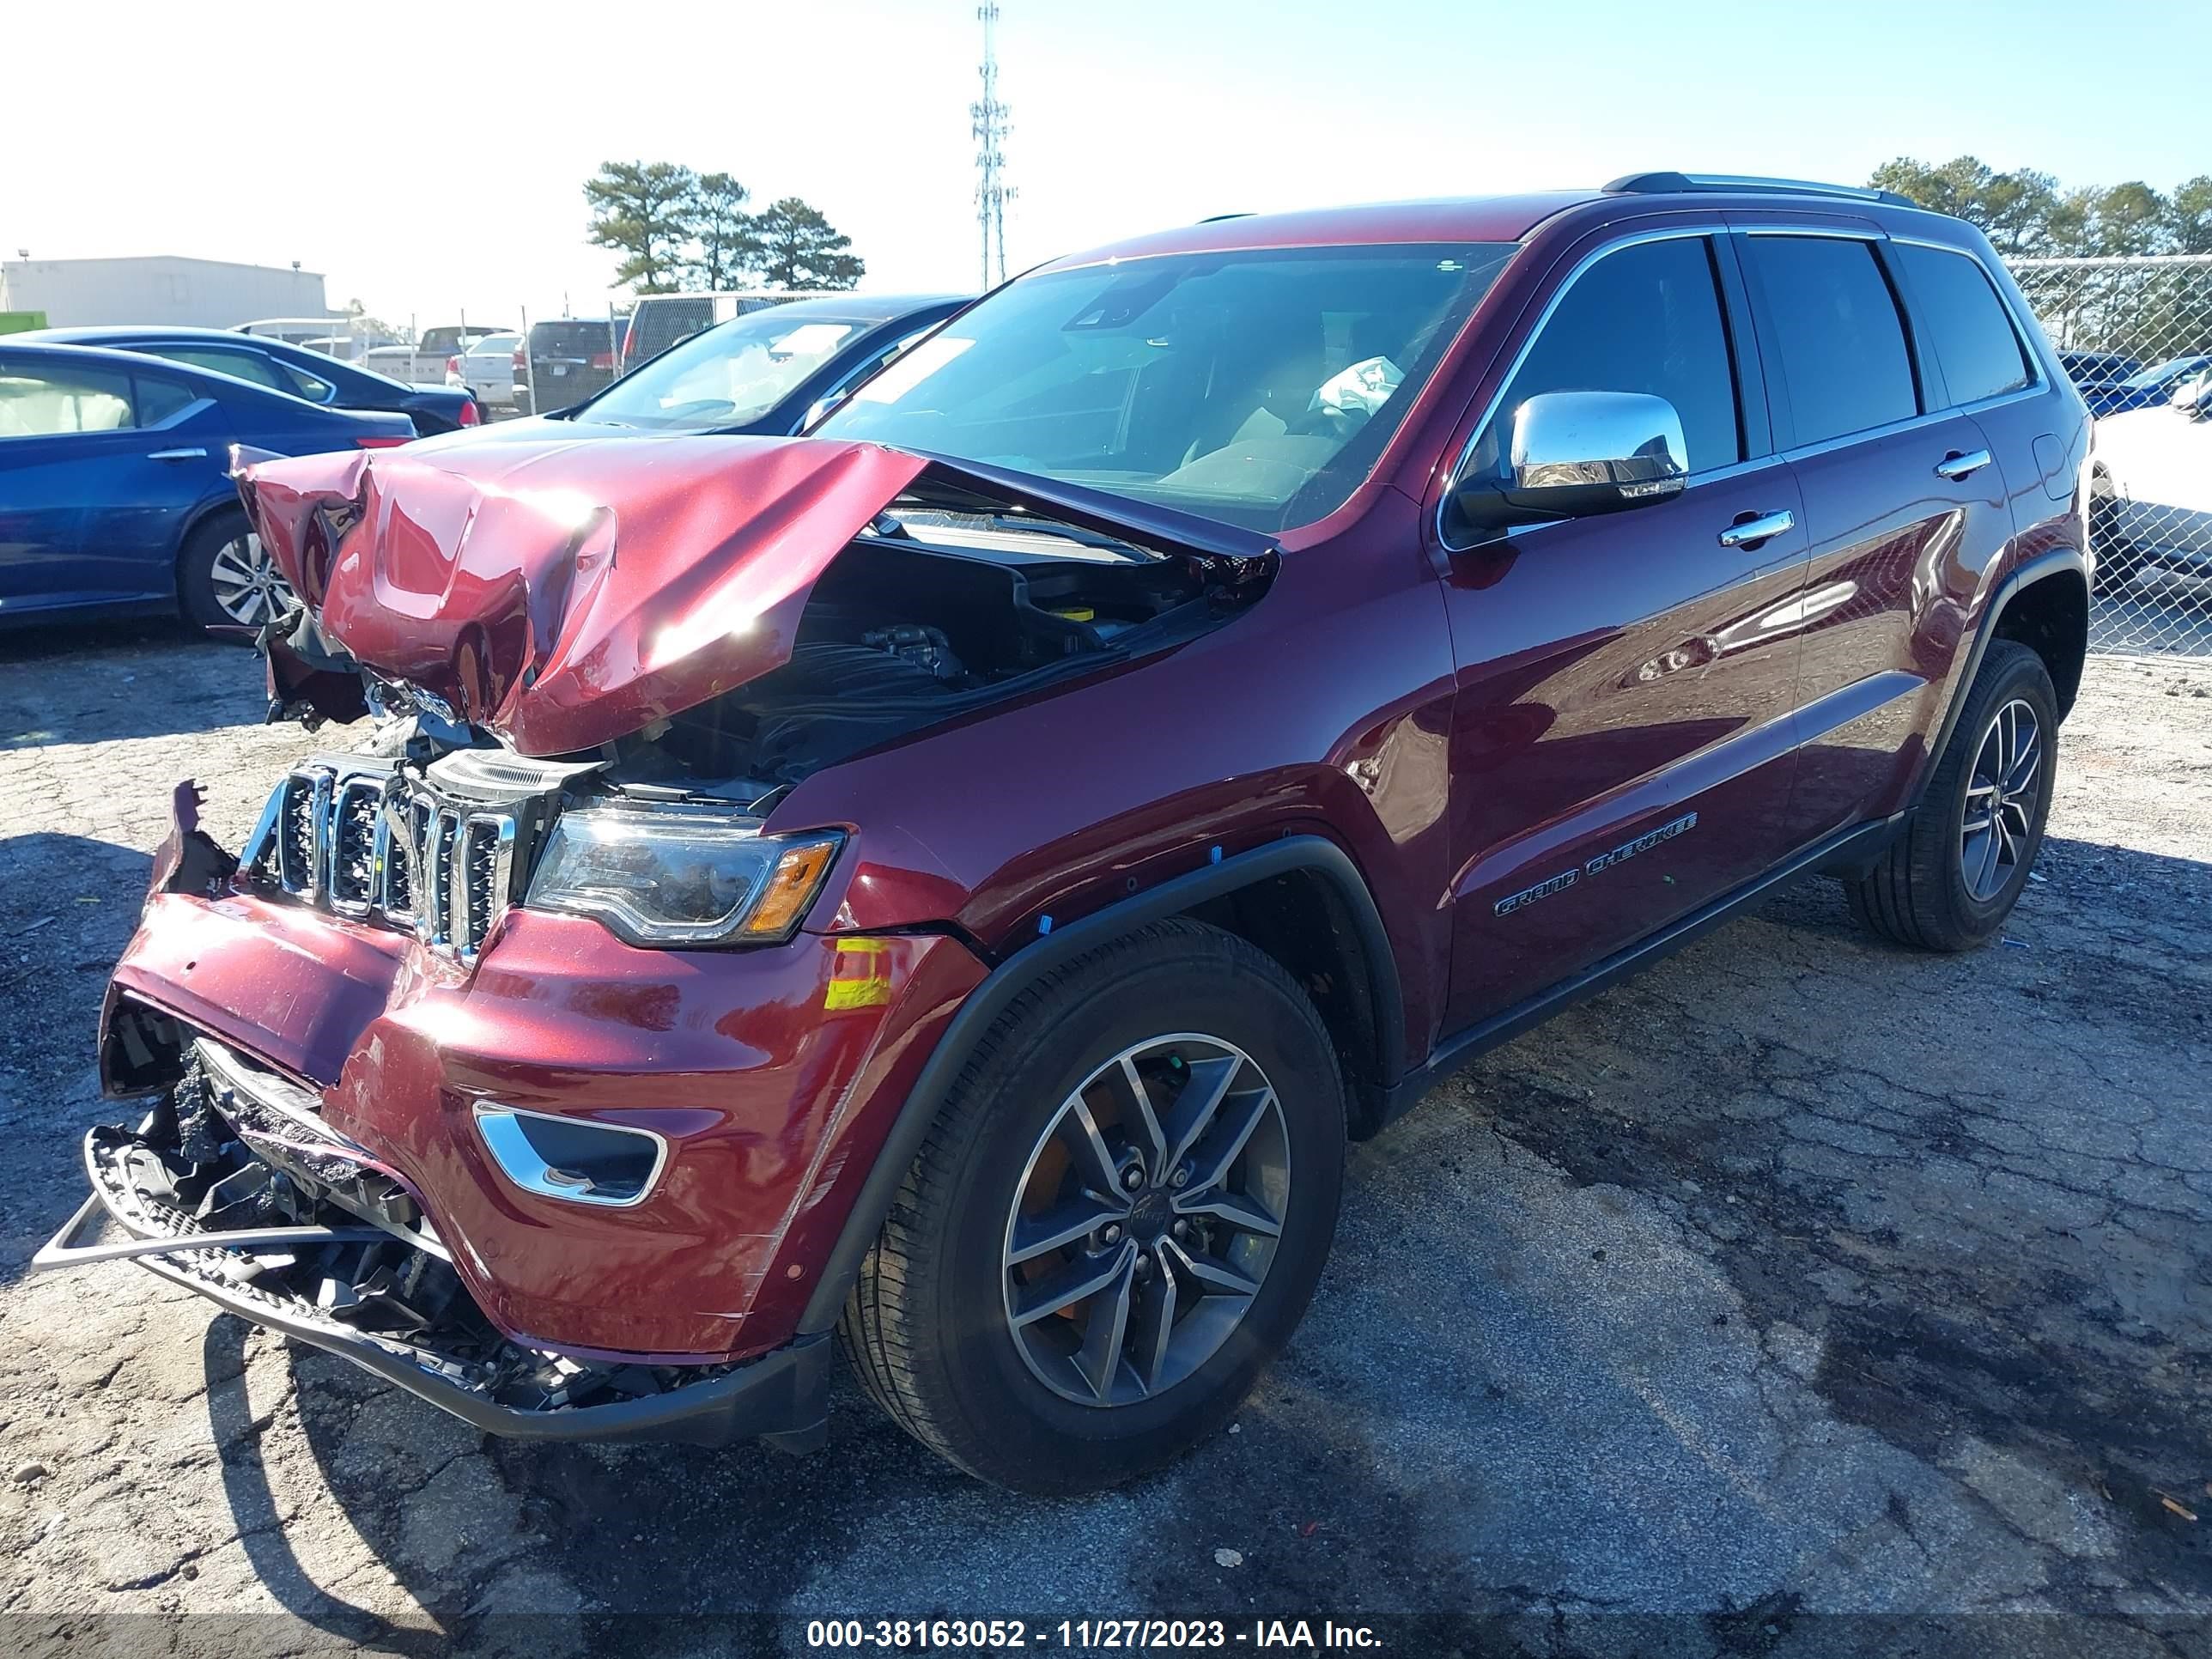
[
  {"left": 839, "top": 918, "right": 1345, "bottom": 1493},
  {"left": 1844, "top": 639, "right": 2057, "bottom": 952},
  {"left": 177, "top": 509, "right": 293, "bottom": 633}
]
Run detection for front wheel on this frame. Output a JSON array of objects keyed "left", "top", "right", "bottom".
[
  {"left": 178, "top": 510, "right": 294, "bottom": 631},
  {"left": 1844, "top": 638, "right": 2057, "bottom": 951},
  {"left": 840, "top": 920, "right": 1345, "bottom": 1492}
]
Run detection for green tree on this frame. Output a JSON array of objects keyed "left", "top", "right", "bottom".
[
  {"left": 585, "top": 160, "right": 697, "bottom": 293},
  {"left": 1869, "top": 156, "right": 2063, "bottom": 253},
  {"left": 684, "top": 172, "right": 760, "bottom": 290},
  {"left": 2088, "top": 181, "right": 2169, "bottom": 256},
  {"left": 751, "top": 198, "right": 865, "bottom": 290},
  {"left": 1868, "top": 157, "right": 2212, "bottom": 260},
  {"left": 2172, "top": 176, "right": 2212, "bottom": 254}
]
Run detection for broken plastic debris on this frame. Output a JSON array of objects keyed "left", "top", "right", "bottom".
[{"left": 1213, "top": 1548, "right": 1243, "bottom": 1568}]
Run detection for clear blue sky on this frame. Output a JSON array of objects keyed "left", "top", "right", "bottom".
[{"left": 9, "top": 0, "right": 2205, "bottom": 325}]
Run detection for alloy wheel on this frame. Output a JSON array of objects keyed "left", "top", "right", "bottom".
[
  {"left": 205, "top": 532, "right": 293, "bottom": 627},
  {"left": 1960, "top": 696, "right": 2041, "bottom": 902},
  {"left": 1001, "top": 1034, "right": 1291, "bottom": 1408}
]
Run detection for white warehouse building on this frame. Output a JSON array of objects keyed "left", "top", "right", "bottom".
[{"left": 0, "top": 255, "right": 333, "bottom": 328}]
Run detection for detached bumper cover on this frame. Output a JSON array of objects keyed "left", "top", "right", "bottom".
[{"left": 39, "top": 1114, "right": 830, "bottom": 1447}]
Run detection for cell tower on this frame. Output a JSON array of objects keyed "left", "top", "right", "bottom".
[{"left": 972, "top": 3, "right": 1013, "bottom": 289}]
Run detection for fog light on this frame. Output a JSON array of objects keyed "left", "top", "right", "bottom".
[{"left": 472, "top": 1105, "right": 668, "bottom": 1208}]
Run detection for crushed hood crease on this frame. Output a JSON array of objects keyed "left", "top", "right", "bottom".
[
  {"left": 235, "top": 435, "right": 1279, "bottom": 758},
  {"left": 237, "top": 436, "right": 933, "bottom": 757}
]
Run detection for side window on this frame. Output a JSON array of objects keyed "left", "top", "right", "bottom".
[
  {"left": 0, "top": 361, "right": 136, "bottom": 436},
  {"left": 281, "top": 362, "right": 337, "bottom": 401},
  {"left": 157, "top": 347, "right": 289, "bottom": 392},
  {"left": 1471, "top": 236, "right": 1743, "bottom": 491},
  {"left": 134, "top": 373, "right": 199, "bottom": 427},
  {"left": 1893, "top": 243, "right": 2032, "bottom": 406},
  {"left": 1741, "top": 236, "right": 1918, "bottom": 445}
]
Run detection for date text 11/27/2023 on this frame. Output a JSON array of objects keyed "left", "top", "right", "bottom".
[{"left": 804, "top": 1618, "right": 1385, "bottom": 1650}]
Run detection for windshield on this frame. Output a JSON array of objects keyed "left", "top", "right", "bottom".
[
  {"left": 575, "top": 308, "right": 870, "bottom": 430},
  {"left": 2124, "top": 355, "right": 2210, "bottom": 389},
  {"left": 814, "top": 243, "right": 1515, "bottom": 532}
]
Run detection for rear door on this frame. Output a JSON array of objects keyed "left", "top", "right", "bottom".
[
  {"left": 1436, "top": 229, "right": 1809, "bottom": 1028},
  {"left": 1730, "top": 225, "right": 2023, "bottom": 844}
]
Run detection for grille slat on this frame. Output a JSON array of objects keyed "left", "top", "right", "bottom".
[{"left": 262, "top": 765, "right": 520, "bottom": 962}]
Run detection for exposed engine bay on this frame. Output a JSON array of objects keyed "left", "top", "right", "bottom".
[
  {"left": 223, "top": 442, "right": 1277, "bottom": 957},
  {"left": 609, "top": 509, "right": 1253, "bottom": 798},
  {"left": 273, "top": 495, "right": 1267, "bottom": 805}
]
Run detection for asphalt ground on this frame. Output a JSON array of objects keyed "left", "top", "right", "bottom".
[{"left": 0, "top": 624, "right": 2205, "bottom": 1657}]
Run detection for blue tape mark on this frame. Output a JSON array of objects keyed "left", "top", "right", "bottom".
[
  {"left": 1210, "top": 845, "right": 1223, "bottom": 865},
  {"left": 1038, "top": 915, "right": 1054, "bottom": 935}
]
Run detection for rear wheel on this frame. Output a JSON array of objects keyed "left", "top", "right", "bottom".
[
  {"left": 178, "top": 510, "right": 293, "bottom": 631},
  {"left": 840, "top": 920, "right": 1345, "bottom": 1492},
  {"left": 1844, "top": 639, "right": 2057, "bottom": 951}
]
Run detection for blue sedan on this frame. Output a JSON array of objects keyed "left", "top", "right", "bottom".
[{"left": 0, "top": 341, "right": 414, "bottom": 629}]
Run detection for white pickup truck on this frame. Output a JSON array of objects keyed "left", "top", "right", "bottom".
[{"left": 359, "top": 324, "right": 514, "bottom": 387}]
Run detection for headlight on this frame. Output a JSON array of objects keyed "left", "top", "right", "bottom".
[{"left": 525, "top": 804, "right": 842, "bottom": 946}]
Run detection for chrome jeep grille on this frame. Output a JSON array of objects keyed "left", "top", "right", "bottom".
[{"left": 255, "top": 765, "right": 526, "bottom": 963}]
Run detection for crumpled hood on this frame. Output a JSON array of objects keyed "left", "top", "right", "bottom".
[{"left": 238, "top": 435, "right": 932, "bottom": 757}]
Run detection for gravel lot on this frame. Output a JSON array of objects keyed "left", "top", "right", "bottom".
[{"left": 0, "top": 626, "right": 2206, "bottom": 1657}]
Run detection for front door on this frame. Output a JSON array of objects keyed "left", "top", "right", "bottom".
[
  {"left": 1435, "top": 231, "right": 1808, "bottom": 1029},
  {"left": 0, "top": 355, "right": 149, "bottom": 611}
]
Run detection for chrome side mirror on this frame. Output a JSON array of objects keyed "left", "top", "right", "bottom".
[
  {"left": 2172, "top": 371, "right": 2210, "bottom": 418},
  {"left": 1507, "top": 390, "right": 1688, "bottom": 513},
  {"left": 1455, "top": 390, "right": 1689, "bottom": 534}
]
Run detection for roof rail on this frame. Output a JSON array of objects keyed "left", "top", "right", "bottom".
[
  {"left": 1603, "top": 172, "right": 1921, "bottom": 210},
  {"left": 1196, "top": 212, "right": 1254, "bottom": 223}
]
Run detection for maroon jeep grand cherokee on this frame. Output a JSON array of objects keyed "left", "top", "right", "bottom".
[{"left": 46, "top": 174, "right": 2090, "bottom": 1493}]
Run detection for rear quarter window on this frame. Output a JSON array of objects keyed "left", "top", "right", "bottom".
[
  {"left": 1741, "top": 235, "right": 1919, "bottom": 447},
  {"left": 1893, "top": 243, "right": 2033, "bottom": 406},
  {"left": 155, "top": 346, "right": 289, "bottom": 392},
  {"left": 134, "top": 372, "right": 200, "bottom": 426}
]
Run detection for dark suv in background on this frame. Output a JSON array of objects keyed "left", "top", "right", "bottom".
[
  {"left": 49, "top": 174, "right": 2089, "bottom": 1495},
  {"left": 619, "top": 291, "right": 795, "bottom": 372},
  {"left": 517, "top": 316, "right": 629, "bottom": 412}
]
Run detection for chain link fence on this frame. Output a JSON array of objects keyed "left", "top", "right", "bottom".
[{"left": 2005, "top": 252, "right": 2212, "bottom": 659}]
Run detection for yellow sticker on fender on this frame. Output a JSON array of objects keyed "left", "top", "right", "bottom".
[{"left": 824, "top": 939, "right": 893, "bottom": 1010}]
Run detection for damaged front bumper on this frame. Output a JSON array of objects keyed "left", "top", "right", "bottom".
[{"left": 34, "top": 1048, "right": 830, "bottom": 1449}]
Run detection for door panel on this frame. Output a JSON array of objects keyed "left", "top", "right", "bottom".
[
  {"left": 76, "top": 398, "right": 234, "bottom": 603},
  {"left": 1779, "top": 414, "right": 2014, "bottom": 842},
  {"left": 1439, "top": 458, "right": 1808, "bottom": 1026},
  {"left": 0, "top": 432, "right": 92, "bottom": 608}
]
